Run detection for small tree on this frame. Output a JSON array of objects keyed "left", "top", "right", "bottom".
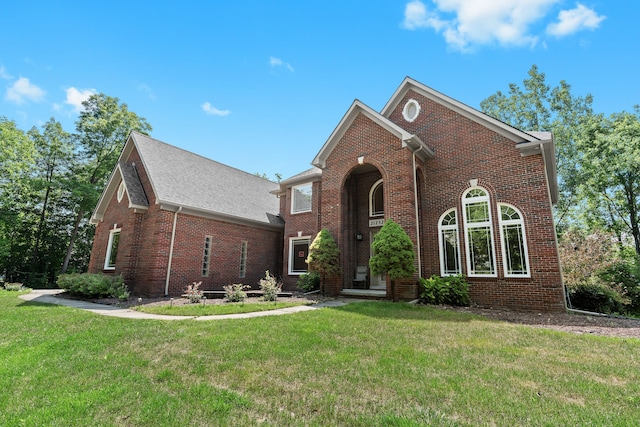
[
  {"left": 306, "top": 229, "right": 341, "bottom": 295},
  {"left": 369, "top": 219, "right": 416, "bottom": 301}
]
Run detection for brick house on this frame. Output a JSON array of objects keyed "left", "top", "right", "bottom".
[{"left": 89, "top": 77, "right": 566, "bottom": 312}]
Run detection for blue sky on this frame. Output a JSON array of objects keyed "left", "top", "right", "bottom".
[{"left": 1, "top": 1, "right": 636, "bottom": 180}]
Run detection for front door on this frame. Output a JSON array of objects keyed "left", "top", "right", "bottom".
[{"left": 369, "top": 229, "right": 387, "bottom": 290}]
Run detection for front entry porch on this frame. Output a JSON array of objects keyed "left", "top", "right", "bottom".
[{"left": 340, "top": 288, "right": 386, "bottom": 298}]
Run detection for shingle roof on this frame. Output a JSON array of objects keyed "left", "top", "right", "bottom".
[
  {"left": 118, "top": 161, "right": 148, "bottom": 208},
  {"left": 130, "top": 132, "right": 282, "bottom": 226}
]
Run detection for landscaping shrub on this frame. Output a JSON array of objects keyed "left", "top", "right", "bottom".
[
  {"left": 296, "top": 271, "right": 320, "bottom": 292},
  {"left": 3, "top": 282, "right": 25, "bottom": 291},
  {"left": 224, "top": 283, "right": 250, "bottom": 302},
  {"left": 184, "top": 281, "right": 204, "bottom": 303},
  {"left": 57, "top": 273, "right": 128, "bottom": 299},
  {"left": 419, "top": 275, "right": 470, "bottom": 306},
  {"left": 567, "top": 277, "right": 628, "bottom": 314},
  {"left": 259, "top": 270, "right": 282, "bottom": 302}
]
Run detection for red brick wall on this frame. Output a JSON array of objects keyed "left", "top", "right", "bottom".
[
  {"left": 281, "top": 181, "right": 321, "bottom": 289},
  {"left": 89, "top": 146, "right": 284, "bottom": 297},
  {"left": 389, "top": 90, "right": 564, "bottom": 312},
  {"left": 165, "top": 213, "right": 283, "bottom": 295}
]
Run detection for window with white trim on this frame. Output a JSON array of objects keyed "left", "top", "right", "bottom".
[
  {"left": 291, "top": 183, "right": 312, "bottom": 214},
  {"left": 498, "top": 204, "right": 530, "bottom": 277},
  {"left": 369, "top": 179, "right": 384, "bottom": 217},
  {"left": 104, "top": 228, "right": 121, "bottom": 270},
  {"left": 239, "top": 241, "right": 248, "bottom": 278},
  {"left": 202, "top": 236, "right": 212, "bottom": 277},
  {"left": 438, "top": 209, "right": 461, "bottom": 276},
  {"left": 288, "top": 237, "right": 310, "bottom": 275},
  {"left": 463, "top": 187, "right": 496, "bottom": 276}
]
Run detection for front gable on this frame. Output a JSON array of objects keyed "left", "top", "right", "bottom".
[
  {"left": 382, "top": 77, "right": 558, "bottom": 203},
  {"left": 312, "top": 100, "right": 434, "bottom": 169}
]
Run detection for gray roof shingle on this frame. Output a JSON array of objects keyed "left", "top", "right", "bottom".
[{"left": 131, "top": 132, "right": 281, "bottom": 226}]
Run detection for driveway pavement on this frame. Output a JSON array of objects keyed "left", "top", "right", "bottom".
[{"left": 18, "top": 289, "right": 353, "bottom": 320}]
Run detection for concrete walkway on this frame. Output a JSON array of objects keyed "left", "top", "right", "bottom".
[{"left": 18, "top": 289, "right": 354, "bottom": 320}]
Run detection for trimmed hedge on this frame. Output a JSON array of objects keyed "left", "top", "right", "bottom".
[{"left": 57, "top": 273, "right": 129, "bottom": 300}]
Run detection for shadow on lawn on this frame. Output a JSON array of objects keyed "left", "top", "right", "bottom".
[{"left": 332, "top": 300, "right": 490, "bottom": 323}]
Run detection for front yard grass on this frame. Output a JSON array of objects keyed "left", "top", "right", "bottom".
[
  {"left": 136, "top": 301, "right": 308, "bottom": 316},
  {"left": 1, "top": 290, "right": 639, "bottom": 426}
]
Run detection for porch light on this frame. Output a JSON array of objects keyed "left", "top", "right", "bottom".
[{"left": 356, "top": 231, "right": 363, "bottom": 241}]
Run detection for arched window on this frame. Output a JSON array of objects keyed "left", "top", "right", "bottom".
[
  {"left": 369, "top": 179, "right": 384, "bottom": 217},
  {"left": 438, "top": 209, "right": 461, "bottom": 275},
  {"left": 462, "top": 187, "right": 496, "bottom": 276},
  {"left": 498, "top": 204, "right": 530, "bottom": 277}
]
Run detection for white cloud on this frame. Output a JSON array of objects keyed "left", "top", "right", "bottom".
[
  {"left": 5, "top": 77, "right": 46, "bottom": 104},
  {"left": 202, "top": 102, "right": 230, "bottom": 117},
  {"left": 546, "top": 3, "right": 605, "bottom": 37},
  {"left": 402, "top": 0, "right": 605, "bottom": 51},
  {"left": 65, "top": 87, "right": 97, "bottom": 113},
  {"left": 0, "top": 65, "right": 12, "bottom": 80},
  {"left": 269, "top": 56, "right": 294, "bottom": 72}
]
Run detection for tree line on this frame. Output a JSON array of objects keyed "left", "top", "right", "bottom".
[{"left": 0, "top": 94, "right": 151, "bottom": 286}]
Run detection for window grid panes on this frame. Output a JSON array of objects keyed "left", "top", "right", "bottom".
[
  {"left": 202, "top": 236, "right": 212, "bottom": 277},
  {"left": 370, "top": 180, "right": 384, "bottom": 217},
  {"left": 439, "top": 209, "right": 461, "bottom": 275},
  {"left": 463, "top": 187, "right": 496, "bottom": 276},
  {"left": 239, "top": 241, "right": 248, "bottom": 278},
  {"left": 499, "top": 204, "right": 529, "bottom": 276},
  {"left": 291, "top": 183, "right": 312, "bottom": 214}
]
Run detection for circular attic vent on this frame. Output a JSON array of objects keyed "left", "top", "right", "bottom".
[{"left": 402, "top": 99, "right": 421, "bottom": 122}]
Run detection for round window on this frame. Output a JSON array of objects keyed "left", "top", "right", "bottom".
[
  {"left": 117, "top": 181, "right": 125, "bottom": 203},
  {"left": 402, "top": 99, "right": 421, "bottom": 122}
]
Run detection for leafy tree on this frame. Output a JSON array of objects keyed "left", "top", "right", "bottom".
[
  {"left": 27, "top": 119, "right": 75, "bottom": 283},
  {"left": 480, "top": 64, "right": 594, "bottom": 228},
  {"left": 369, "top": 219, "right": 415, "bottom": 301},
  {"left": 61, "top": 94, "right": 152, "bottom": 273},
  {"left": 0, "top": 118, "right": 35, "bottom": 278},
  {"left": 306, "top": 229, "right": 341, "bottom": 295},
  {"left": 577, "top": 108, "right": 640, "bottom": 255}
]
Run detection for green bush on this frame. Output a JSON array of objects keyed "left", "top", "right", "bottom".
[
  {"left": 259, "top": 270, "right": 281, "bottom": 302},
  {"left": 57, "top": 274, "right": 128, "bottom": 299},
  {"left": 419, "top": 275, "right": 470, "bottom": 306},
  {"left": 296, "top": 271, "right": 320, "bottom": 292},
  {"left": 567, "top": 277, "right": 628, "bottom": 314},
  {"left": 3, "top": 282, "right": 25, "bottom": 291},
  {"left": 598, "top": 260, "right": 640, "bottom": 313},
  {"left": 224, "top": 283, "right": 250, "bottom": 302}
]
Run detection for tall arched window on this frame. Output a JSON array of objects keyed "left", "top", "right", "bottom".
[
  {"left": 462, "top": 187, "right": 496, "bottom": 276},
  {"left": 438, "top": 209, "right": 461, "bottom": 275},
  {"left": 498, "top": 204, "right": 530, "bottom": 277},
  {"left": 369, "top": 179, "right": 384, "bottom": 217}
]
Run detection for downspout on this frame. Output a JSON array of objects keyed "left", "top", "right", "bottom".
[
  {"left": 412, "top": 153, "right": 422, "bottom": 279},
  {"left": 541, "top": 144, "right": 568, "bottom": 311},
  {"left": 165, "top": 206, "right": 182, "bottom": 296}
]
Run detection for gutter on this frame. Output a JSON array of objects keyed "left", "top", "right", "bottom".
[
  {"left": 412, "top": 153, "right": 422, "bottom": 278},
  {"left": 165, "top": 206, "right": 182, "bottom": 296}
]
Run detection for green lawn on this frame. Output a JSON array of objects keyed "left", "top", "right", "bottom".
[
  {"left": 1, "top": 290, "right": 639, "bottom": 426},
  {"left": 136, "top": 301, "right": 309, "bottom": 316}
]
